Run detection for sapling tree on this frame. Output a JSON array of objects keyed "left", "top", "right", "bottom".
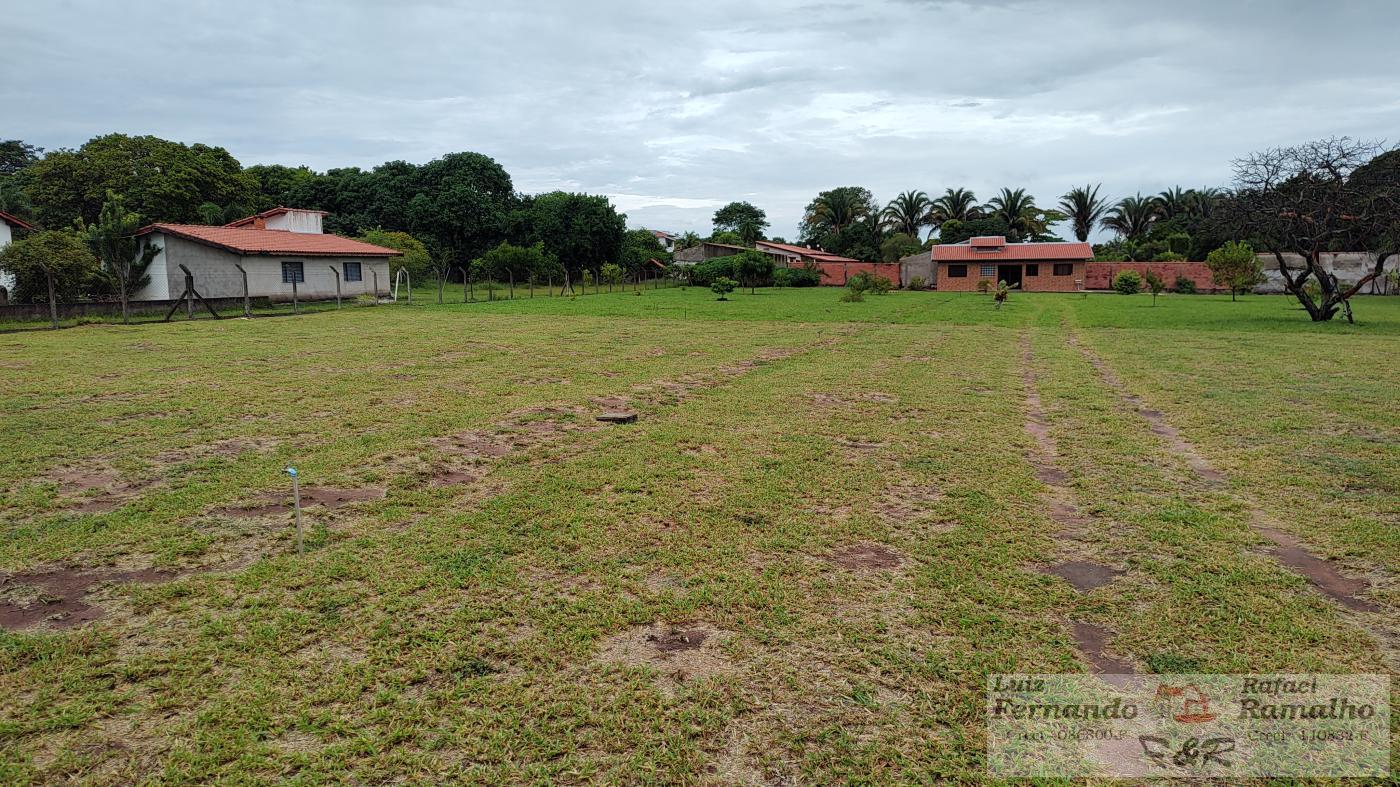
[
  {"left": 710, "top": 276, "right": 737, "bottom": 300},
  {"left": 1204, "top": 241, "right": 1264, "bottom": 301},
  {"left": 80, "top": 190, "right": 159, "bottom": 323},
  {"left": 1145, "top": 269, "right": 1165, "bottom": 305}
]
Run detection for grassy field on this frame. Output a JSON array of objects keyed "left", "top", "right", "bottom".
[{"left": 0, "top": 287, "right": 1395, "bottom": 782}]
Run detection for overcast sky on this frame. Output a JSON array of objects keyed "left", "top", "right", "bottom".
[{"left": 5, "top": 0, "right": 1398, "bottom": 240}]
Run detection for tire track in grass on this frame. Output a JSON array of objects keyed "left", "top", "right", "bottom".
[
  {"left": 1019, "top": 333, "right": 1133, "bottom": 675},
  {"left": 1066, "top": 332, "right": 1392, "bottom": 653}
]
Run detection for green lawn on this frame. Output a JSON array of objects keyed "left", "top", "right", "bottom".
[{"left": 1, "top": 288, "right": 1395, "bottom": 782}]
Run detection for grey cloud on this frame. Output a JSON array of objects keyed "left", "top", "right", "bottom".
[{"left": 3, "top": 0, "right": 1399, "bottom": 240}]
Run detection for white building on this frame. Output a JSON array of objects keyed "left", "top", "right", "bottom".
[
  {"left": 0, "top": 210, "right": 36, "bottom": 302},
  {"left": 132, "top": 208, "right": 401, "bottom": 302}
]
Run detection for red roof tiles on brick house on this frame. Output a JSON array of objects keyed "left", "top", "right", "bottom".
[
  {"left": 933, "top": 237, "right": 1091, "bottom": 261},
  {"left": 136, "top": 224, "right": 402, "bottom": 257},
  {"left": 224, "top": 207, "right": 329, "bottom": 228},
  {"left": 755, "top": 240, "right": 864, "bottom": 264}
]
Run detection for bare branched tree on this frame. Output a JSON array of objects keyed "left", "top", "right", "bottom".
[{"left": 1223, "top": 137, "right": 1399, "bottom": 322}]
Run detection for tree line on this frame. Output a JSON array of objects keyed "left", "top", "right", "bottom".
[{"left": 0, "top": 134, "right": 671, "bottom": 305}]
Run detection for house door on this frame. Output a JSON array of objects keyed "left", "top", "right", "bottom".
[{"left": 997, "top": 264, "right": 1023, "bottom": 289}]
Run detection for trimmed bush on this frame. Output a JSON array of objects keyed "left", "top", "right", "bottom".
[
  {"left": 1113, "top": 269, "right": 1142, "bottom": 295},
  {"left": 1173, "top": 275, "right": 1197, "bottom": 294}
]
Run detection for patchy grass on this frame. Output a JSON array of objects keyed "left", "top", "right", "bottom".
[{"left": 0, "top": 289, "right": 1394, "bottom": 782}]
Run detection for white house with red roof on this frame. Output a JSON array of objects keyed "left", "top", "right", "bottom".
[
  {"left": 132, "top": 208, "right": 401, "bottom": 302},
  {"left": 932, "top": 236, "right": 1092, "bottom": 292},
  {"left": 0, "top": 209, "right": 37, "bottom": 302}
]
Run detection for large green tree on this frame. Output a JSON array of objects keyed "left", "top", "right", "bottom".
[
  {"left": 357, "top": 229, "right": 433, "bottom": 284},
  {"left": 1102, "top": 193, "right": 1160, "bottom": 240},
  {"left": 619, "top": 229, "right": 671, "bottom": 277},
  {"left": 712, "top": 201, "right": 769, "bottom": 241},
  {"left": 800, "top": 187, "right": 878, "bottom": 258},
  {"left": 513, "top": 191, "right": 625, "bottom": 279},
  {"left": 405, "top": 152, "right": 514, "bottom": 273},
  {"left": 25, "top": 134, "right": 256, "bottom": 228},
  {"left": 0, "top": 230, "right": 98, "bottom": 326}
]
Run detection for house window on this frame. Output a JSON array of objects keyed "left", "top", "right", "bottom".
[
  {"left": 281, "top": 261, "right": 304, "bottom": 284},
  {"left": 1053, "top": 263, "right": 1073, "bottom": 276},
  {"left": 948, "top": 264, "right": 967, "bottom": 278},
  {"left": 980, "top": 264, "right": 995, "bottom": 277},
  {"left": 343, "top": 261, "right": 362, "bottom": 282},
  {"left": 1025, "top": 264, "right": 1039, "bottom": 277}
]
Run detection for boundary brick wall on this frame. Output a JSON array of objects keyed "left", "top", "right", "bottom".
[
  {"left": 1086, "top": 262, "right": 1221, "bottom": 293},
  {"left": 800, "top": 261, "right": 902, "bottom": 286}
]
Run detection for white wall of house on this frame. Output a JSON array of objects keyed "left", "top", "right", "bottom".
[
  {"left": 264, "top": 210, "right": 323, "bottom": 234},
  {"left": 134, "top": 235, "right": 391, "bottom": 301},
  {"left": 0, "top": 220, "right": 13, "bottom": 294},
  {"left": 132, "top": 234, "right": 171, "bottom": 300}
]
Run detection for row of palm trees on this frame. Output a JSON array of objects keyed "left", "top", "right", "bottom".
[{"left": 879, "top": 185, "right": 1222, "bottom": 242}]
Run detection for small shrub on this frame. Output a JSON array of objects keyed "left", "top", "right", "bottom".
[
  {"left": 786, "top": 266, "right": 822, "bottom": 287},
  {"left": 710, "top": 276, "right": 737, "bottom": 300},
  {"left": 1113, "top": 269, "right": 1142, "bottom": 295},
  {"left": 976, "top": 279, "right": 992, "bottom": 294},
  {"left": 771, "top": 267, "right": 793, "bottom": 287},
  {"left": 870, "top": 275, "right": 893, "bottom": 294},
  {"left": 839, "top": 288, "right": 865, "bottom": 302},
  {"left": 993, "top": 279, "right": 1016, "bottom": 308},
  {"left": 1173, "top": 275, "right": 1197, "bottom": 294},
  {"left": 907, "top": 276, "right": 927, "bottom": 291}
]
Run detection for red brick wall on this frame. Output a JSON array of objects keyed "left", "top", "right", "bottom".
[
  {"left": 1085, "top": 262, "right": 1221, "bottom": 292},
  {"left": 936, "top": 261, "right": 1084, "bottom": 292},
  {"left": 802, "top": 261, "right": 902, "bottom": 286}
]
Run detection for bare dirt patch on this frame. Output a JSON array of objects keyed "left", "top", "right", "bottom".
[
  {"left": 212, "top": 487, "right": 385, "bottom": 518},
  {"left": 831, "top": 543, "right": 904, "bottom": 570},
  {"left": 46, "top": 465, "right": 155, "bottom": 514},
  {"left": 596, "top": 622, "right": 732, "bottom": 690},
  {"left": 1042, "top": 561, "right": 1123, "bottom": 593},
  {"left": 875, "top": 482, "right": 946, "bottom": 527},
  {"left": 1255, "top": 524, "right": 1380, "bottom": 612},
  {"left": 0, "top": 567, "right": 176, "bottom": 631},
  {"left": 1071, "top": 621, "right": 1135, "bottom": 675},
  {"left": 153, "top": 437, "right": 278, "bottom": 465}
]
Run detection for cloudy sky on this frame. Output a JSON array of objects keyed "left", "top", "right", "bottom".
[{"left": 5, "top": 0, "right": 1398, "bottom": 240}]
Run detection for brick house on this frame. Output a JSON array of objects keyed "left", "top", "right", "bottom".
[
  {"left": 754, "top": 240, "right": 900, "bottom": 286},
  {"left": 933, "top": 236, "right": 1092, "bottom": 292}
]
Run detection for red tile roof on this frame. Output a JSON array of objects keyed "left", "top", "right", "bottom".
[
  {"left": 224, "top": 206, "right": 329, "bottom": 228},
  {"left": 933, "top": 237, "right": 1091, "bottom": 261},
  {"left": 755, "top": 240, "right": 863, "bottom": 264},
  {"left": 0, "top": 210, "right": 36, "bottom": 231},
  {"left": 137, "top": 224, "right": 402, "bottom": 257}
]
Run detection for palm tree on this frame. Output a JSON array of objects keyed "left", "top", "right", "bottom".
[
  {"left": 983, "top": 187, "right": 1038, "bottom": 241},
  {"left": 929, "top": 188, "right": 980, "bottom": 224},
  {"left": 1102, "top": 193, "right": 1160, "bottom": 239},
  {"left": 880, "top": 190, "right": 932, "bottom": 237},
  {"left": 806, "top": 189, "right": 870, "bottom": 236},
  {"left": 736, "top": 215, "right": 763, "bottom": 246},
  {"left": 1057, "top": 184, "right": 1110, "bottom": 242},
  {"left": 1187, "top": 187, "right": 1222, "bottom": 219},
  {"left": 1154, "top": 186, "right": 1190, "bottom": 220}
]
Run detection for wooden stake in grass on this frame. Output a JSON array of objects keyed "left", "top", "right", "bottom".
[{"left": 287, "top": 466, "right": 304, "bottom": 554}]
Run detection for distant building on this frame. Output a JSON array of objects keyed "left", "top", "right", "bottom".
[
  {"left": 649, "top": 230, "right": 679, "bottom": 253},
  {"left": 0, "top": 210, "right": 36, "bottom": 303},
  {"left": 132, "top": 208, "right": 402, "bottom": 302},
  {"left": 933, "top": 236, "right": 1092, "bottom": 292},
  {"left": 672, "top": 241, "right": 787, "bottom": 267}
]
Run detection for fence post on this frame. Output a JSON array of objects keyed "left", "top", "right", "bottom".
[
  {"left": 329, "top": 265, "right": 341, "bottom": 308},
  {"left": 234, "top": 263, "right": 251, "bottom": 317},
  {"left": 460, "top": 267, "right": 469, "bottom": 303},
  {"left": 40, "top": 263, "right": 58, "bottom": 329},
  {"left": 372, "top": 269, "right": 379, "bottom": 300},
  {"left": 509, "top": 270, "right": 515, "bottom": 299},
  {"left": 292, "top": 279, "right": 299, "bottom": 314}
]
